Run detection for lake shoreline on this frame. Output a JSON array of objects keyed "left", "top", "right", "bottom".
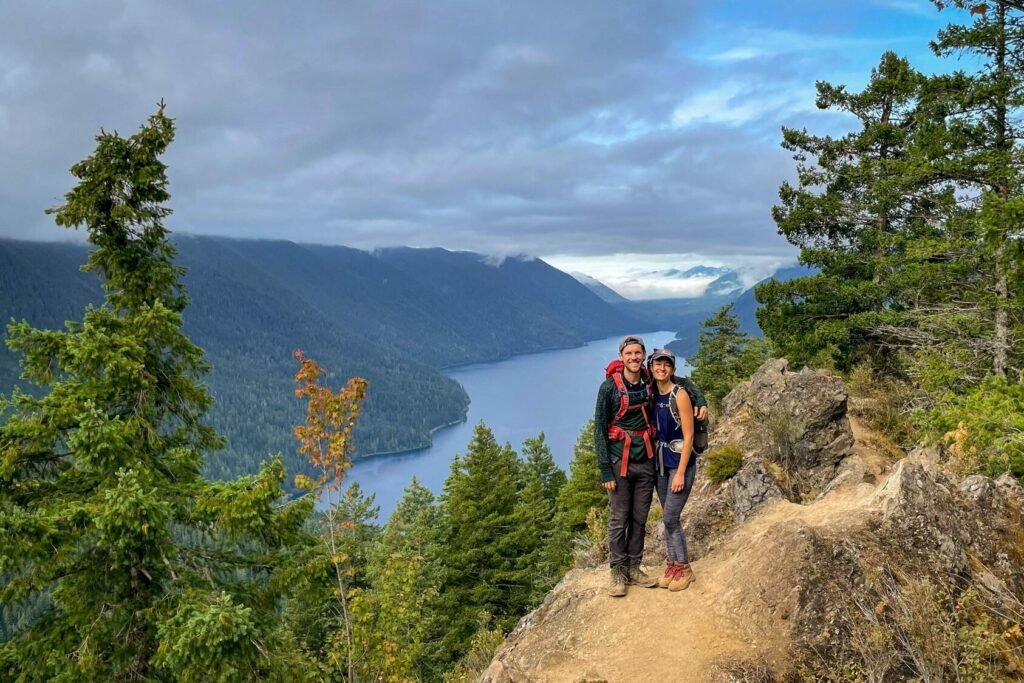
[{"left": 350, "top": 328, "right": 674, "bottom": 463}]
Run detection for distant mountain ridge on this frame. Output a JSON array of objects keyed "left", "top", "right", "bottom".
[
  {"left": 666, "top": 265, "right": 815, "bottom": 358},
  {"left": 0, "top": 236, "right": 640, "bottom": 485},
  {"left": 569, "top": 272, "right": 630, "bottom": 304}
]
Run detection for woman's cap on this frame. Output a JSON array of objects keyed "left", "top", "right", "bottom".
[
  {"left": 618, "top": 335, "right": 646, "bottom": 353},
  {"left": 648, "top": 348, "right": 676, "bottom": 366}
]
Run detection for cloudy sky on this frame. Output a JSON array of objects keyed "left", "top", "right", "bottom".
[{"left": 1, "top": 1, "right": 962, "bottom": 297}]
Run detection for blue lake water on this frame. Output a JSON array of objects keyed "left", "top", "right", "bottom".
[{"left": 341, "top": 330, "right": 683, "bottom": 518}]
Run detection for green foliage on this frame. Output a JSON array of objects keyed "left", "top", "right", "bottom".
[
  {"left": 441, "top": 614, "right": 505, "bottom": 683},
  {"left": 705, "top": 445, "right": 744, "bottom": 483},
  {"left": 929, "top": 377, "right": 1024, "bottom": 479},
  {"left": 548, "top": 422, "right": 608, "bottom": 572},
  {"left": 522, "top": 433, "right": 567, "bottom": 508},
  {"left": 431, "top": 423, "right": 525, "bottom": 668},
  {"left": 0, "top": 106, "right": 314, "bottom": 680},
  {"left": 689, "top": 304, "right": 772, "bottom": 409},
  {"left": 847, "top": 363, "right": 922, "bottom": 448},
  {"left": 509, "top": 435, "right": 562, "bottom": 608}
]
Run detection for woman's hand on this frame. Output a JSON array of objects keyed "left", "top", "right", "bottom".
[
  {"left": 603, "top": 480, "right": 616, "bottom": 492},
  {"left": 671, "top": 470, "right": 685, "bottom": 493}
]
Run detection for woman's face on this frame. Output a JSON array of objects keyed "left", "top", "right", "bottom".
[{"left": 650, "top": 359, "right": 674, "bottom": 381}]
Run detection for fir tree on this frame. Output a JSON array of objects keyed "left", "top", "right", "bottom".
[
  {"left": 0, "top": 105, "right": 312, "bottom": 681},
  {"left": 548, "top": 422, "right": 607, "bottom": 571},
  {"left": 689, "top": 304, "right": 771, "bottom": 408},
  {"left": 521, "top": 433, "right": 567, "bottom": 509},
  {"left": 432, "top": 423, "right": 522, "bottom": 668}
]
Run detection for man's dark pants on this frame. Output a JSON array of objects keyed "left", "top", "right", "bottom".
[{"left": 607, "top": 456, "right": 656, "bottom": 567}]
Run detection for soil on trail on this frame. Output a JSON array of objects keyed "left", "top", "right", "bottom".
[{"left": 485, "top": 417, "right": 897, "bottom": 683}]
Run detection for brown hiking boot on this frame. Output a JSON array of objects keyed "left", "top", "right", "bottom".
[
  {"left": 608, "top": 565, "right": 628, "bottom": 597},
  {"left": 628, "top": 563, "right": 659, "bottom": 588},
  {"left": 668, "top": 563, "right": 694, "bottom": 591},
  {"left": 658, "top": 562, "right": 681, "bottom": 589}
]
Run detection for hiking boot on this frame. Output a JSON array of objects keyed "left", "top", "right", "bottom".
[
  {"left": 668, "top": 563, "right": 694, "bottom": 591},
  {"left": 658, "top": 562, "right": 681, "bottom": 589},
  {"left": 628, "top": 563, "right": 659, "bottom": 588},
  {"left": 608, "top": 565, "right": 628, "bottom": 597}
]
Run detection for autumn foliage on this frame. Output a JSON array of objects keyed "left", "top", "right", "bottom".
[{"left": 293, "top": 350, "right": 368, "bottom": 493}]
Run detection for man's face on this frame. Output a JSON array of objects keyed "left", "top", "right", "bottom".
[
  {"left": 650, "top": 359, "right": 674, "bottom": 381},
  {"left": 620, "top": 344, "right": 644, "bottom": 373}
]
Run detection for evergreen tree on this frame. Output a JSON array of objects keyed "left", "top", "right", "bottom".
[
  {"left": 548, "top": 422, "right": 607, "bottom": 571},
  {"left": 689, "top": 304, "right": 771, "bottom": 408},
  {"left": 508, "top": 460, "right": 556, "bottom": 610},
  {"left": 911, "top": 1, "right": 1024, "bottom": 380},
  {"left": 432, "top": 423, "right": 523, "bottom": 669},
  {"left": 0, "top": 105, "right": 312, "bottom": 681},
  {"left": 756, "top": 51, "right": 942, "bottom": 371},
  {"left": 521, "top": 433, "right": 567, "bottom": 509},
  {"left": 366, "top": 477, "right": 441, "bottom": 682}
]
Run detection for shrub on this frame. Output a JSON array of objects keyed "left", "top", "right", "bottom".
[
  {"left": 705, "top": 445, "right": 743, "bottom": 483},
  {"left": 928, "top": 376, "right": 1024, "bottom": 480},
  {"left": 572, "top": 507, "right": 608, "bottom": 569},
  {"left": 847, "top": 362, "right": 923, "bottom": 448}
]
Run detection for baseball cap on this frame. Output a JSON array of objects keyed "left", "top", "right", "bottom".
[
  {"left": 618, "top": 335, "right": 646, "bottom": 353},
  {"left": 648, "top": 348, "right": 676, "bottom": 366}
]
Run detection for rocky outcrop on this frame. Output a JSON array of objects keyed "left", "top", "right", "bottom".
[
  {"left": 715, "top": 358, "right": 854, "bottom": 490},
  {"left": 681, "top": 359, "right": 857, "bottom": 557},
  {"left": 478, "top": 359, "right": 1024, "bottom": 682}
]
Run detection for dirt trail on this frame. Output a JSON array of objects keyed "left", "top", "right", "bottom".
[{"left": 489, "top": 417, "right": 896, "bottom": 682}]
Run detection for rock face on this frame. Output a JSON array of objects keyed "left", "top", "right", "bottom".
[
  {"left": 731, "top": 458, "right": 786, "bottom": 523},
  {"left": 716, "top": 357, "right": 854, "bottom": 491},
  {"left": 683, "top": 358, "right": 857, "bottom": 556}
]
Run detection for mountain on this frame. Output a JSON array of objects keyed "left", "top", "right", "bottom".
[
  {"left": 666, "top": 265, "right": 813, "bottom": 358},
  {"left": 705, "top": 270, "right": 744, "bottom": 297},
  {"left": 570, "top": 272, "right": 630, "bottom": 305},
  {"left": 731, "top": 265, "right": 816, "bottom": 335},
  {"left": 0, "top": 237, "right": 638, "bottom": 484},
  {"left": 677, "top": 265, "right": 731, "bottom": 278}
]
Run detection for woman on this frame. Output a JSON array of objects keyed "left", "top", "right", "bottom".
[{"left": 648, "top": 348, "right": 697, "bottom": 591}]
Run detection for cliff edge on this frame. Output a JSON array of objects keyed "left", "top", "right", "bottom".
[{"left": 480, "top": 360, "right": 1024, "bottom": 682}]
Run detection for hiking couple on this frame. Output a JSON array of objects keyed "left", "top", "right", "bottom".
[{"left": 595, "top": 335, "right": 708, "bottom": 597}]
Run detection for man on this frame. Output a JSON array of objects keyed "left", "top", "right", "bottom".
[{"left": 594, "top": 335, "right": 660, "bottom": 597}]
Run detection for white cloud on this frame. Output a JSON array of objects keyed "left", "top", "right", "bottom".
[
  {"left": 671, "top": 81, "right": 816, "bottom": 128},
  {"left": 544, "top": 252, "right": 794, "bottom": 300}
]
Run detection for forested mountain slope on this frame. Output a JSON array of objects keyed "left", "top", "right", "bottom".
[{"left": 0, "top": 236, "right": 635, "bottom": 483}]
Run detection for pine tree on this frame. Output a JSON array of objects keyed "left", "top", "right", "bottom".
[
  {"left": 432, "top": 422, "right": 522, "bottom": 669},
  {"left": 520, "top": 433, "right": 567, "bottom": 509},
  {"left": 508, "top": 460, "right": 556, "bottom": 610},
  {"left": 0, "top": 105, "right": 312, "bottom": 681},
  {"left": 365, "top": 477, "right": 441, "bottom": 682},
  {"left": 756, "top": 51, "right": 943, "bottom": 371},
  {"left": 548, "top": 422, "right": 607, "bottom": 571},
  {"left": 689, "top": 304, "right": 771, "bottom": 408},
  {"left": 913, "top": 1, "right": 1024, "bottom": 380}
]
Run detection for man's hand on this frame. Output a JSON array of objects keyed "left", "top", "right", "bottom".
[
  {"left": 694, "top": 405, "right": 708, "bottom": 421},
  {"left": 603, "top": 480, "right": 616, "bottom": 491}
]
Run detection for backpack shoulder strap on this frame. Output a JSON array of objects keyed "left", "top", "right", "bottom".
[
  {"left": 668, "top": 383, "right": 682, "bottom": 429},
  {"left": 610, "top": 372, "right": 629, "bottom": 426}
]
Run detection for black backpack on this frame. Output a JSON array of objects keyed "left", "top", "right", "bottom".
[{"left": 667, "top": 376, "right": 708, "bottom": 454}]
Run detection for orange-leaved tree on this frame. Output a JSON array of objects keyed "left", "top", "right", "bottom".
[{"left": 293, "top": 350, "right": 368, "bottom": 682}]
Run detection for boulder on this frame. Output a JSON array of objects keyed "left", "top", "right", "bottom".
[{"left": 714, "top": 358, "right": 854, "bottom": 492}]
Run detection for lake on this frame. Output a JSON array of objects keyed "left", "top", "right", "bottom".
[{"left": 340, "top": 330, "right": 683, "bottom": 518}]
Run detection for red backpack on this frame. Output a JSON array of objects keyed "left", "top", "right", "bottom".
[{"left": 604, "top": 360, "right": 655, "bottom": 477}]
